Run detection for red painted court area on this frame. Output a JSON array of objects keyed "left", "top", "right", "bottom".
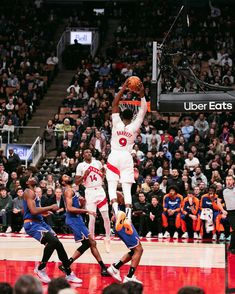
[{"left": 0, "top": 259, "right": 232, "bottom": 294}]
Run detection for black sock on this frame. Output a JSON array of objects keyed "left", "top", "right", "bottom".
[
  {"left": 38, "top": 262, "right": 46, "bottom": 270},
  {"left": 98, "top": 260, "right": 106, "bottom": 270},
  {"left": 127, "top": 266, "right": 136, "bottom": 278},
  {"left": 63, "top": 267, "right": 71, "bottom": 276},
  {"left": 68, "top": 257, "right": 74, "bottom": 266},
  {"left": 113, "top": 260, "right": 124, "bottom": 270}
]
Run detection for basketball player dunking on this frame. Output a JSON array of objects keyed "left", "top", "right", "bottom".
[
  {"left": 75, "top": 149, "right": 111, "bottom": 253},
  {"left": 106, "top": 79, "right": 147, "bottom": 233}
]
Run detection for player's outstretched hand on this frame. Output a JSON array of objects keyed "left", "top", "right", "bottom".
[
  {"left": 135, "top": 81, "right": 145, "bottom": 97},
  {"left": 50, "top": 204, "right": 59, "bottom": 212},
  {"left": 88, "top": 210, "right": 97, "bottom": 217}
]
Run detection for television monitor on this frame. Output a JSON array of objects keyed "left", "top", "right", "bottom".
[{"left": 70, "top": 31, "right": 92, "bottom": 45}]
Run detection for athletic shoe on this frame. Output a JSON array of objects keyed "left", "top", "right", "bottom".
[
  {"left": 193, "top": 232, "right": 199, "bottom": 239},
  {"left": 219, "top": 233, "right": 225, "bottom": 241},
  {"left": 163, "top": 231, "right": 170, "bottom": 238},
  {"left": 107, "top": 265, "right": 122, "bottom": 282},
  {"left": 123, "top": 275, "right": 142, "bottom": 284},
  {"left": 115, "top": 211, "right": 126, "bottom": 231},
  {"left": 104, "top": 238, "right": 111, "bottom": 253},
  {"left": 198, "top": 234, "right": 202, "bottom": 240},
  {"left": 66, "top": 272, "right": 82, "bottom": 283},
  {"left": 34, "top": 268, "right": 51, "bottom": 283},
  {"left": 5, "top": 226, "right": 12, "bottom": 233},
  {"left": 158, "top": 233, "right": 163, "bottom": 239},
  {"left": 19, "top": 227, "right": 26, "bottom": 234},
  {"left": 123, "top": 219, "right": 133, "bottom": 235},
  {"left": 212, "top": 234, "right": 217, "bottom": 240},
  {"left": 101, "top": 267, "right": 111, "bottom": 277},
  {"left": 226, "top": 235, "right": 231, "bottom": 241},
  {"left": 173, "top": 232, "right": 178, "bottom": 239},
  {"left": 146, "top": 231, "right": 152, "bottom": 238},
  {"left": 181, "top": 232, "right": 188, "bottom": 239}
]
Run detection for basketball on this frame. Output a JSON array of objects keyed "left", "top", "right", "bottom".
[{"left": 127, "top": 76, "right": 141, "bottom": 92}]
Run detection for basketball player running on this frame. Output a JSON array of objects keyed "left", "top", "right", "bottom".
[
  {"left": 107, "top": 192, "right": 143, "bottom": 284},
  {"left": 106, "top": 78, "right": 147, "bottom": 233},
  {"left": 23, "top": 177, "right": 81, "bottom": 284},
  {"left": 75, "top": 149, "right": 111, "bottom": 253},
  {"left": 59, "top": 174, "right": 110, "bottom": 276}
]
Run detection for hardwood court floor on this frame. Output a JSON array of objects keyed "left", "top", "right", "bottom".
[{"left": 0, "top": 233, "right": 234, "bottom": 294}]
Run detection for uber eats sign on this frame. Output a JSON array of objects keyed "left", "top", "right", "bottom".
[{"left": 159, "top": 92, "right": 235, "bottom": 113}]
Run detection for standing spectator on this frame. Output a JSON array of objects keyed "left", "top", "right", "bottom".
[{"left": 7, "top": 148, "right": 21, "bottom": 173}]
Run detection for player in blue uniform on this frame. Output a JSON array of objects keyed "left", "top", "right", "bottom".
[
  {"left": 59, "top": 174, "right": 109, "bottom": 276},
  {"left": 23, "top": 177, "right": 81, "bottom": 284},
  {"left": 107, "top": 191, "right": 143, "bottom": 284}
]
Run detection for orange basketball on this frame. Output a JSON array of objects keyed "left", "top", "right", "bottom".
[{"left": 127, "top": 76, "right": 141, "bottom": 92}]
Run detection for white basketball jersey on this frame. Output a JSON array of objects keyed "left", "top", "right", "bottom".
[
  {"left": 76, "top": 159, "right": 103, "bottom": 188},
  {"left": 111, "top": 97, "right": 147, "bottom": 153}
]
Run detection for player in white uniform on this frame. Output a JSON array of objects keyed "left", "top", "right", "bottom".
[
  {"left": 75, "top": 149, "right": 111, "bottom": 252},
  {"left": 106, "top": 79, "right": 147, "bottom": 234}
]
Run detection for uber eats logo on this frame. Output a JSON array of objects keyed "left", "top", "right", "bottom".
[{"left": 184, "top": 101, "right": 233, "bottom": 111}]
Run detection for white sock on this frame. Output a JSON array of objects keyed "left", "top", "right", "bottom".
[
  {"left": 101, "top": 211, "right": 111, "bottom": 239},
  {"left": 112, "top": 202, "right": 119, "bottom": 216}
]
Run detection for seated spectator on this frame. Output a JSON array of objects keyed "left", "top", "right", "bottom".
[
  {"left": 181, "top": 191, "right": 200, "bottom": 239},
  {"left": 184, "top": 152, "right": 200, "bottom": 176},
  {"left": 0, "top": 186, "right": 12, "bottom": 233},
  {"left": 194, "top": 113, "right": 209, "bottom": 139},
  {"left": 132, "top": 192, "right": 150, "bottom": 237},
  {"left": 14, "top": 275, "right": 42, "bottom": 294},
  {"left": 0, "top": 282, "right": 13, "bottom": 294},
  {"left": 181, "top": 117, "right": 194, "bottom": 142},
  {"left": 0, "top": 163, "right": 9, "bottom": 187},
  {"left": 146, "top": 196, "right": 163, "bottom": 238},
  {"left": 167, "top": 169, "right": 185, "bottom": 196},
  {"left": 48, "top": 277, "right": 71, "bottom": 294},
  {"left": 171, "top": 151, "right": 185, "bottom": 174},
  {"left": 11, "top": 187, "right": 24, "bottom": 233},
  {"left": 191, "top": 167, "right": 208, "bottom": 189},
  {"left": 147, "top": 181, "right": 164, "bottom": 204},
  {"left": 90, "top": 130, "right": 107, "bottom": 153},
  {"left": 141, "top": 175, "right": 152, "bottom": 194},
  {"left": 162, "top": 186, "right": 183, "bottom": 239},
  {"left": 199, "top": 185, "right": 224, "bottom": 240}
]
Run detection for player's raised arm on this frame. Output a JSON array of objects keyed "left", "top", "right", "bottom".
[
  {"left": 131, "top": 82, "right": 147, "bottom": 130},
  {"left": 112, "top": 80, "right": 128, "bottom": 114},
  {"left": 25, "top": 189, "right": 58, "bottom": 215}
]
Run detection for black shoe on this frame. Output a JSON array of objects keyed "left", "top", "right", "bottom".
[
  {"left": 58, "top": 264, "right": 66, "bottom": 273},
  {"left": 229, "top": 248, "right": 235, "bottom": 254},
  {"left": 101, "top": 267, "right": 111, "bottom": 277}
]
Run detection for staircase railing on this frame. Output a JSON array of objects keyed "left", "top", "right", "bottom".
[{"left": 25, "top": 137, "right": 44, "bottom": 168}]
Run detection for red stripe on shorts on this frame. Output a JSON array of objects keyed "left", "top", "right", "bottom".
[
  {"left": 97, "top": 197, "right": 108, "bottom": 209},
  {"left": 107, "top": 162, "right": 120, "bottom": 177}
]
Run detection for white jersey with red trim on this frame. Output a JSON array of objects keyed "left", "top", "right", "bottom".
[
  {"left": 76, "top": 159, "right": 103, "bottom": 188},
  {"left": 111, "top": 97, "right": 147, "bottom": 153}
]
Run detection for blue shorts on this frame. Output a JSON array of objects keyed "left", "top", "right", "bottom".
[
  {"left": 115, "top": 223, "right": 140, "bottom": 249},
  {"left": 24, "top": 220, "right": 55, "bottom": 243},
  {"left": 66, "top": 216, "right": 90, "bottom": 242}
]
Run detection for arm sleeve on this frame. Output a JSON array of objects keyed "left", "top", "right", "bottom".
[{"left": 130, "top": 97, "right": 147, "bottom": 131}]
